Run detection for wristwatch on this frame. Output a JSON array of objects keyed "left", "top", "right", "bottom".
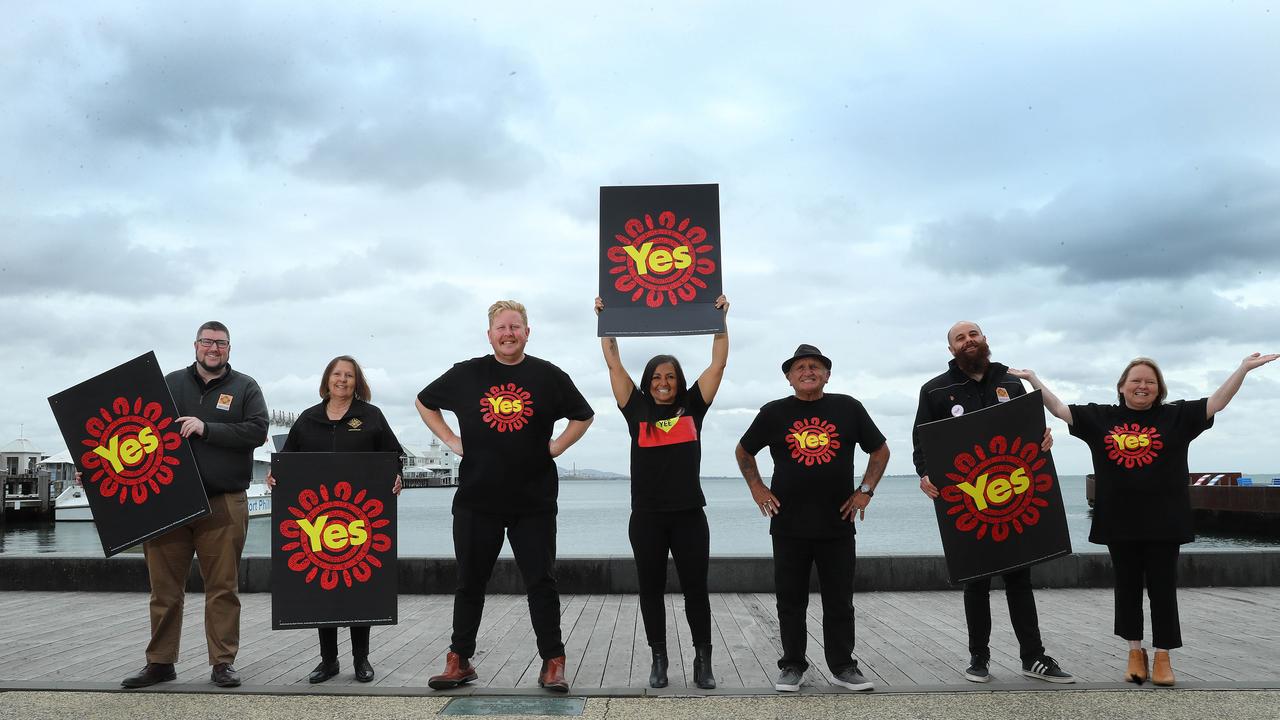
[{"left": 857, "top": 483, "right": 874, "bottom": 497}]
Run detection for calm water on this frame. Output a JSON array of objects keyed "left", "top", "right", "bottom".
[{"left": 4, "top": 475, "right": 1279, "bottom": 556}]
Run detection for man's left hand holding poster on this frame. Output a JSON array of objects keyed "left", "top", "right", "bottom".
[
  {"left": 47, "top": 351, "right": 209, "bottom": 556},
  {"left": 271, "top": 452, "right": 399, "bottom": 630}
]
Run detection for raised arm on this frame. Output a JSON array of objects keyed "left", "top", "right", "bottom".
[
  {"left": 695, "top": 295, "right": 730, "bottom": 403},
  {"left": 416, "top": 398, "right": 463, "bottom": 456},
  {"left": 1207, "top": 352, "right": 1279, "bottom": 418},
  {"left": 596, "top": 297, "right": 635, "bottom": 407},
  {"left": 1007, "top": 368, "right": 1073, "bottom": 425}
]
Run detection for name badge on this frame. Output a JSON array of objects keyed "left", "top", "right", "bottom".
[
  {"left": 996, "top": 387, "right": 1011, "bottom": 403},
  {"left": 217, "top": 394, "right": 234, "bottom": 411}
]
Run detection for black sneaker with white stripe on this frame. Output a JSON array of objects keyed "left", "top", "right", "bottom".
[
  {"left": 964, "top": 654, "right": 991, "bottom": 683},
  {"left": 1022, "top": 655, "right": 1074, "bottom": 683}
]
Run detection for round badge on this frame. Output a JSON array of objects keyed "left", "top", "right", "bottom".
[{"left": 951, "top": 404, "right": 965, "bottom": 417}]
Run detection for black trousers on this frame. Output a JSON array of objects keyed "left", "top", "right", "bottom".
[
  {"left": 1108, "top": 541, "right": 1182, "bottom": 649},
  {"left": 319, "top": 625, "right": 370, "bottom": 661},
  {"left": 450, "top": 506, "right": 564, "bottom": 660},
  {"left": 628, "top": 508, "right": 711, "bottom": 647},
  {"left": 772, "top": 534, "right": 857, "bottom": 673},
  {"left": 963, "top": 566, "right": 1045, "bottom": 662}
]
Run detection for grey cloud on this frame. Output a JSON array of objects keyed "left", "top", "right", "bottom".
[{"left": 910, "top": 159, "right": 1280, "bottom": 283}]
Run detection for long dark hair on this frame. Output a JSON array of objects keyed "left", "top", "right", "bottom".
[{"left": 638, "top": 355, "right": 688, "bottom": 436}]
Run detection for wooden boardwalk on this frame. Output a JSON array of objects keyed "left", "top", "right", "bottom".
[{"left": 2, "top": 588, "right": 1279, "bottom": 692}]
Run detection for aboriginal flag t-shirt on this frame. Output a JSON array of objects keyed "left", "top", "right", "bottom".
[
  {"left": 620, "top": 380, "right": 710, "bottom": 512},
  {"left": 738, "top": 393, "right": 886, "bottom": 538},
  {"left": 1069, "top": 398, "right": 1212, "bottom": 545},
  {"left": 418, "top": 355, "right": 594, "bottom": 515}
]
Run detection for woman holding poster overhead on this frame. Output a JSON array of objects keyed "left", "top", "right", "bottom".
[
  {"left": 266, "top": 355, "right": 404, "bottom": 684},
  {"left": 1011, "top": 352, "right": 1277, "bottom": 687},
  {"left": 595, "top": 294, "right": 728, "bottom": 689}
]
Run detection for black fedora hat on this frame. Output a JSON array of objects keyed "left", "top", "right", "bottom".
[{"left": 782, "top": 344, "right": 832, "bottom": 373}]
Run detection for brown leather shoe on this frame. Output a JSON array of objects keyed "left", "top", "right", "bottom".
[
  {"left": 121, "top": 662, "right": 176, "bottom": 688},
  {"left": 211, "top": 662, "right": 241, "bottom": 688},
  {"left": 1152, "top": 650, "right": 1175, "bottom": 686},
  {"left": 428, "top": 651, "right": 477, "bottom": 690},
  {"left": 1125, "top": 648, "right": 1149, "bottom": 684},
  {"left": 538, "top": 655, "right": 569, "bottom": 693}
]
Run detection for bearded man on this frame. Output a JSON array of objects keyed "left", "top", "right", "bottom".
[{"left": 911, "top": 321, "right": 1074, "bottom": 685}]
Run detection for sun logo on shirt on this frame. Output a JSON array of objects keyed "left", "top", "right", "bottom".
[
  {"left": 279, "top": 481, "right": 392, "bottom": 591},
  {"left": 785, "top": 417, "right": 841, "bottom": 466},
  {"left": 1104, "top": 423, "right": 1163, "bottom": 468},
  {"left": 480, "top": 383, "right": 535, "bottom": 432},
  {"left": 939, "top": 434, "right": 1054, "bottom": 543},
  {"left": 79, "top": 396, "right": 183, "bottom": 505},
  {"left": 606, "top": 210, "right": 717, "bottom": 308}
]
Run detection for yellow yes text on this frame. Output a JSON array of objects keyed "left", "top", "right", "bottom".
[
  {"left": 487, "top": 397, "right": 524, "bottom": 414},
  {"left": 623, "top": 242, "right": 692, "bottom": 275},
  {"left": 91, "top": 427, "right": 160, "bottom": 473},
  {"left": 955, "top": 468, "right": 1030, "bottom": 511},
  {"left": 1109, "top": 432, "right": 1150, "bottom": 450},
  {"left": 791, "top": 431, "right": 830, "bottom": 449},
  {"left": 297, "top": 515, "right": 369, "bottom": 552}
]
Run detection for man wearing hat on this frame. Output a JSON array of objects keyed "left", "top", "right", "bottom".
[
  {"left": 912, "top": 320, "right": 1073, "bottom": 684},
  {"left": 735, "top": 344, "right": 890, "bottom": 693}
]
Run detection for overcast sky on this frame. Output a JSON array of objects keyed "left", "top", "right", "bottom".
[{"left": 3, "top": 1, "right": 1278, "bottom": 479}]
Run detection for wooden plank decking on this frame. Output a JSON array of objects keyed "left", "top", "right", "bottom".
[{"left": 2, "top": 588, "right": 1279, "bottom": 691}]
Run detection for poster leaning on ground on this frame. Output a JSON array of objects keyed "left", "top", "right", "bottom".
[
  {"left": 271, "top": 452, "right": 399, "bottom": 630},
  {"left": 47, "top": 351, "right": 209, "bottom": 556},
  {"left": 598, "top": 182, "right": 725, "bottom": 337},
  {"left": 916, "top": 390, "right": 1072, "bottom": 584}
]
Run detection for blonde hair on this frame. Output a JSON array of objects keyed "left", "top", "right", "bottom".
[
  {"left": 487, "top": 300, "right": 528, "bottom": 326},
  {"left": 1116, "top": 357, "right": 1168, "bottom": 405}
]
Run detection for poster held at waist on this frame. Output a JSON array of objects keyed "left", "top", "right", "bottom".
[
  {"left": 47, "top": 351, "right": 209, "bottom": 557},
  {"left": 271, "top": 452, "right": 399, "bottom": 630},
  {"left": 917, "top": 390, "right": 1071, "bottom": 584},
  {"left": 598, "top": 183, "right": 725, "bottom": 337}
]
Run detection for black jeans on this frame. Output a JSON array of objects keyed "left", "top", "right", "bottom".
[
  {"left": 772, "top": 534, "right": 857, "bottom": 673},
  {"left": 319, "top": 625, "right": 369, "bottom": 661},
  {"left": 1108, "top": 541, "right": 1182, "bottom": 649},
  {"left": 450, "top": 507, "right": 564, "bottom": 660},
  {"left": 629, "top": 508, "right": 711, "bottom": 647},
  {"left": 963, "top": 566, "right": 1045, "bottom": 662}
]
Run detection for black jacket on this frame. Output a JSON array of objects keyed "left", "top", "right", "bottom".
[
  {"left": 911, "top": 359, "right": 1026, "bottom": 477},
  {"left": 165, "top": 363, "right": 269, "bottom": 496},
  {"left": 281, "top": 398, "right": 403, "bottom": 467}
]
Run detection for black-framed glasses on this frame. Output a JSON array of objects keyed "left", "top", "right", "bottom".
[{"left": 196, "top": 339, "right": 229, "bottom": 348}]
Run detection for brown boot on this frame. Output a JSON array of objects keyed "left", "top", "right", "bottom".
[
  {"left": 1152, "top": 650, "right": 1175, "bottom": 686},
  {"left": 538, "top": 655, "right": 569, "bottom": 693},
  {"left": 1125, "top": 649, "right": 1149, "bottom": 684},
  {"left": 428, "top": 651, "right": 477, "bottom": 690}
]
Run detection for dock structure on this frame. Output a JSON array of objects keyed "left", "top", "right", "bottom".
[{"left": 1, "top": 587, "right": 1278, "bottom": 693}]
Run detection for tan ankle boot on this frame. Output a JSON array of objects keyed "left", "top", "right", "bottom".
[
  {"left": 1151, "top": 650, "right": 1175, "bottom": 686},
  {"left": 1125, "top": 649, "right": 1149, "bottom": 684}
]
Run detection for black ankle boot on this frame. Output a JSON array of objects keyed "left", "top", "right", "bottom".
[
  {"left": 693, "top": 644, "right": 716, "bottom": 689},
  {"left": 649, "top": 643, "right": 669, "bottom": 688}
]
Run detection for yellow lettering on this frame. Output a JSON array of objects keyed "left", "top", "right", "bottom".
[
  {"left": 323, "top": 522, "right": 349, "bottom": 551},
  {"left": 1009, "top": 467, "right": 1029, "bottom": 494},
  {"left": 623, "top": 242, "right": 654, "bottom": 274},
  {"left": 1138, "top": 434, "right": 1150, "bottom": 447},
  {"left": 792, "top": 431, "right": 830, "bottom": 449},
  {"left": 956, "top": 473, "right": 990, "bottom": 510},
  {"left": 297, "top": 515, "right": 328, "bottom": 552},
  {"left": 487, "top": 397, "right": 502, "bottom": 413},
  {"left": 120, "top": 438, "right": 143, "bottom": 466},
  {"left": 987, "top": 475, "right": 1012, "bottom": 505},
  {"left": 347, "top": 520, "right": 368, "bottom": 547},
  {"left": 649, "top": 248, "right": 673, "bottom": 273},
  {"left": 138, "top": 426, "right": 159, "bottom": 453},
  {"left": 672, "top": 246, "right": 691, "bottom": 269},
  {"left": 91, "top": 435, "right": 125, "bottom": 473}
]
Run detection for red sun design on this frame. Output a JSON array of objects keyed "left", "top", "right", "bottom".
[
  {"left": 784, "top": 417, "right": 841, "bottom": 466},
  {"left": 938, "top": 434, "right": 1054, "bottom": 543},
  {"left": 606, "top": 210, "right": 717, "bottom": 308},
  {"left": 480, "top": 383, "right": 534, "bottom": 432},
  {"left": 280, "top": 482, "right": 392, "bottom": 591},
  {"left": 1104, "top": 423, "right": 1163, "bottom": 469},
  {"left": 79, "top": 396, "right": 183, "bottom": 505}
]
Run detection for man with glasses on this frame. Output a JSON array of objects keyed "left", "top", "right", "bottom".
[{"left": 121, "top": 321, "right": 268, "bottom": 689}]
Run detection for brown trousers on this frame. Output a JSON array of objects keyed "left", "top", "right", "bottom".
[{"left": 142, "top": 491, "right": 249, "bottom": 665}]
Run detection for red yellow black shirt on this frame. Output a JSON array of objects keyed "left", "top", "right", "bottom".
[{"left": 620, "top": 381, "right": 710, "bottom": 511}]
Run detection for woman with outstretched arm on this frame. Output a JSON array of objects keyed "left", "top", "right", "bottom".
[
  {"left": 1010, "top": 352, "right": 1277, "bottom": 687},
  {"left": 595, "top": 294, "right": 729, "bottom": 689}
]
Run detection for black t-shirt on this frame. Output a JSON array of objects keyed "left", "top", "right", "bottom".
[
  {"left": 620, "top": 381, "right": 710, "bottom": 512},
  {"left": 738, "top": 393, "right": 887, "bottom": 538},
  {"left": 1069, "top": 399, "right": 1213, "bottom": 545},
  {"left": 418, "top": 354, "right": 594, "bottom": 515}
]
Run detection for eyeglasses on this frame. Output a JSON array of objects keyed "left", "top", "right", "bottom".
[{"left": 196, "top": 339, "right": 230, "bottom": 348}]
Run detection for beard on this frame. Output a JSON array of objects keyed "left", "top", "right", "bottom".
[{"left": 954, "top": 339, "right": 992, "bottom": 376}]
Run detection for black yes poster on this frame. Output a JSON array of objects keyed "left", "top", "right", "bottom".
[
  {"left": 598, "top": 183, "right": 725, "bottom": 337},
  {"left": 271, "top": 452, "right": 399, "bottom": 630},
  {"left": 916, "top": 391, "right": 1071, "bottom": 584},
  {"left": 47, "top": 352, "right": 209, "bottom": 556}
]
